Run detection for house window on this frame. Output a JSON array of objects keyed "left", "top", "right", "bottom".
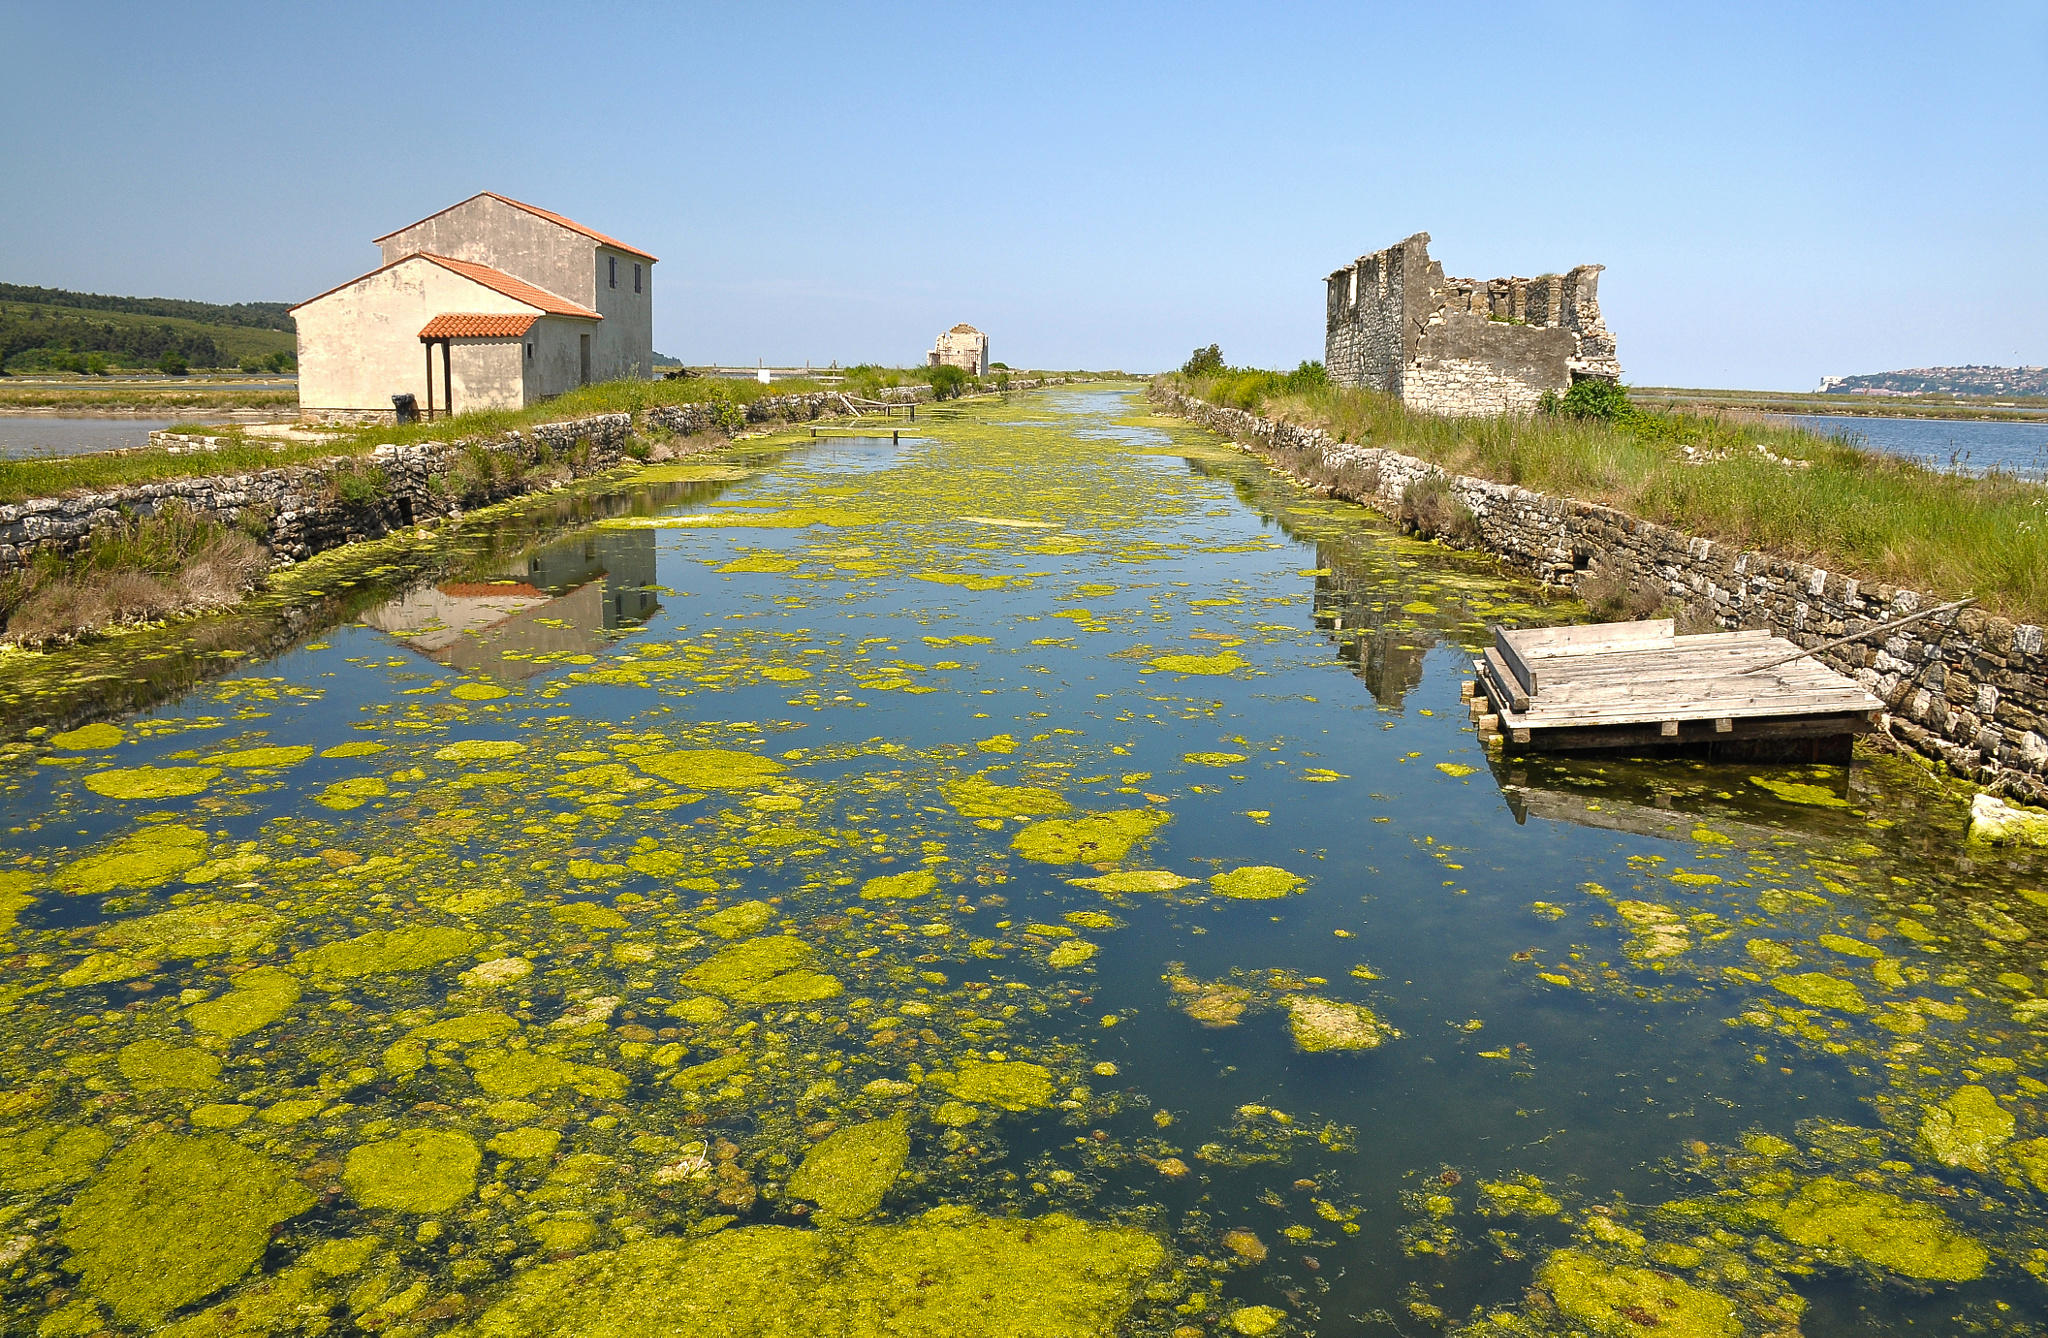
[
  {"left": 525, "top": 343, "right": 533, "bottom": 361},
  {"left": 609, "top": 256, "right": 617, "bottom": 290},
  {"left": 633, "top": 263, "right": 642, "bottom": 294}
]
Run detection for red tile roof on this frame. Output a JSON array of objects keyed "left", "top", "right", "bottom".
[
  {"left": 373, "top": 192, "right": 658, "bottom": 262},
  {"left": 419, "top": 313, "right": 540, "bottom": 339},
  {"left": 419, "top": 255, "right": 600, "bottom": 318}
]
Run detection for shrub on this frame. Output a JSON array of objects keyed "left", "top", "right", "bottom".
[
  {"left": 1181, "top": 344, "right": 1226, "bottom": 378},
  {"left": 156, "top": 350, "right": 189, "bottom": 376},
  {"left": 928, "top": 364, "right": 971, "bottom": 400},
  {"left": 1399, "top": 474, "right": 1481, "bottom": 546},
  {"left": 1549, "top": 377, "right": 1631, "bottom": 421}
]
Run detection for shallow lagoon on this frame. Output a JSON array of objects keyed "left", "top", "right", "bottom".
[{"left": 1, "top": 388, "right": 2044, "bottom": 1336}]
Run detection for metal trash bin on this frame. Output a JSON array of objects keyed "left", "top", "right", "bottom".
[{"left": 392, "top": 393, "right": 419, "bottom": 424}]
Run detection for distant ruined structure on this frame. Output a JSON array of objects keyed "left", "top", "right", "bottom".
[
  {"left": 1325, "top": 232, "right": 1619, "bottom": 416},
  {"left": 929, "top": 323, "right": 989, "bottom": 376}
]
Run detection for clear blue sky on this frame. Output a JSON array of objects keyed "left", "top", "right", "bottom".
[{"left": 3, "top": 2, "right": 2043, "bottom": 387}]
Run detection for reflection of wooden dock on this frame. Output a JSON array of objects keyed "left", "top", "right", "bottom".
[{"left": 1466, "top": 619, "right": 1884, "bottom": 757}]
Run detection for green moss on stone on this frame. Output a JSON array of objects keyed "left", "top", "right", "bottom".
[
  {"left": 55, "top": 823, "right": 209, "bottom": 895},
  {"left": 937, "top": 1058, "right": 1054, "bottom": 1111},
  {"left": 187, "top": 966, "right": 301, "bottom": 1039},
  {"left": 344, "top": 1129, "right": 481, "bottom": 1213},
  {"left": 461, "top": 1207, "right": 1163, "bottom": 1338},
  {"left": 1210, "top": 866, "right": 1304, "bottom": 900},
  {"left": 294, "top": 924, "right": 482, "bottom": 979},
  {"left": 787, "top": 1115, "right": 911, "bottom": 1220},
  {"left": 1918, "top": 1084, "right": 2014, "bottom": 1170},
  {"left": 1284, "top": 996, "right": 1396, "bottom": 1052},
  {"left": 60, "top": 1132, "right": 314, "bottom": 1325},
  {"left": 1011, "top": 810, "right": 1167, "bottom": 864}
]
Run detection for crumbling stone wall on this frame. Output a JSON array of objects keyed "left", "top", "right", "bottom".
[
  {"left": 1155, "top": 384, "right": 2048, "bottom": 805},
  {"left": 1326, "top": 232, "right": 1620, "bottom": 417}
]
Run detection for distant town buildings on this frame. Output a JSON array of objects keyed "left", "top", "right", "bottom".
[
  {"left": 292, "top": 193, "right": 656, "bottom": 423},
  {"left": 1325, "top": 232, "right": 1619, "bottom": 417},
  {"left": 929, "top": 324, "right": 989, "bottom": 376}
]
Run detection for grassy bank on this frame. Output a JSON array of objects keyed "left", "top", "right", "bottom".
[{"left": 1171, "top": 370, "right": 2048, "bottom": 626}]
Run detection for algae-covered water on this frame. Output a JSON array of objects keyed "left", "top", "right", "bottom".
[{"left": 2, "top": 388, "right": 2045, "bottom": 1337}]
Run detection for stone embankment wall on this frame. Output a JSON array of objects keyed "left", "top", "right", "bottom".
[
  {"left": 1, "top": 377, "right": 1088, "bottom": 580},
  {"left": 1154, "top": 384, "right": 2048, "bottom": 803}
]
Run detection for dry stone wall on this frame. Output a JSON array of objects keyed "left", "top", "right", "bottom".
[{"left": 1154, "top": 384, "right": 2048, "bottom": 804}]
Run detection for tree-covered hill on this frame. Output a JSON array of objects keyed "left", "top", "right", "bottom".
[{"left": 0, "top": 285, "right": 297, "bottom": 373}]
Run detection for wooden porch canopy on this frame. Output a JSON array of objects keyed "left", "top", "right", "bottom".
[{"left": 417, "top": 312, "right": 540, "bottom": 418}]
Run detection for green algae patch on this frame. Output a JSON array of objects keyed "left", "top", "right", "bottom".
[
  {"left": 452, "top": 681, "right": 511, "bottom": 701},
  {"left": 344, "top": 1129, "right": 481, "bottom": 1213},
  {"left": 1011, "top": 809, "right": 1167, "bottom": 864},
  {"left": 489, "top": 1127, "right": 562, "bottom": 1160},
  {"left": 188, "top": 966, "right": 301, "bottom": 1039},
  {"left": 61, "top": 1132, "right": 314, "bottom": 1325},
  {"left": 435, "top": 739, "right": 524, "bottom": 762},
  {"left": 206, "top": 744, "right": 314, "bottom": 768},
  {"left": 1148, "top": 650, "right": 1249, "bottom": 675},
  {"left": 84, "top": 764, "right": 219, "bottom": 799},
  {"left": 1285, "top": 996, "right": 1397, "bottom": 1052},
  {"left": 1069, "top": 870, "right": 1196, "bottom": 894},
  {"left": 100, "top": 901, "right": 282, "bottom": 958},
  {"left": 1614, "top": 900, "right": 1689, "bottom": 960},
  {"left": 51, "top": 722, "right": 124, "bottom": 750},
  {"left": 1770, "top": 972, "right": 1867, "bottom": 1013},
  {"left": 1229, "top": 1306, "right": 1287, "bottom": 1336},
  {"left": 937, "top": 1058, "right": 1055, "bottom": 1111},
  {"left": 1476, "top": 1175, "right": 1561, "bottom": 1217},
  {"left": 0, "top": 1126, "right": 112, "bottom": 1193},
  {"left": 460, "top": 1207, "right": 1163, "bottom": 1338},
  {"left": 1536, "top": 1249, "right": 1739, "bottom": 1338},
  {"left": 1211, "top": 865, "right": 1305, "bottom": 900},
  {"left": 1919, "top": 1084, "right": 2014, "bottom": 1170},
  {"left": 1748, "top": 775, "right": 1849, "bottom": 807},
  {"left": 294, "top": 924, "right": 483, "bottom": 980},
  {"left": 942, "top": 776, "right": 1072, "bottom": 819},
  {"left": 469, "top": 1049, "right": 627, "bottom": 1100},
  {"left": 700, "top": 899, "right": 776, "bottom": 938},
  {"left": 1765, "top": 1177, "right": 1989, "bottom": 1281},
  {"left": 118, "top": 1038, "right": 222, "bottom": 1090},
  {"left": 631, "top": 748, "right": 786, "bottom": 788},
  {"left": 683, "top": 935, "right": 842, "bottom": 1004},
  {"left": 860, "top": 869, "right": 937, "bottom": 901},
  {"left": 787, "top": 1114, "right": 911, "bottom": 1220},
  {"left": 1047, "top": 939, "right": 1098, "bottom": 968},
  {"left": 315, "top": 776, "right": 388, "bottom": 810},
  {"left": 56, "top": 823, "right": 209, "bottom": 895},
  {"left": 320, "top": 740, "right": 388, "bottom": 759}
]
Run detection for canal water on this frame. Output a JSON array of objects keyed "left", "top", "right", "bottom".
[
  {"left": 0, "top": 416, "right": 184, "bottom": 459},
  {"left": 1, "top": 388, "right": 2043, "bottom": 1336}
]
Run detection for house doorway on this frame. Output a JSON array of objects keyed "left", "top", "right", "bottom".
[{"left": 579, "top": 333, "right": 592, "bottom": 385}]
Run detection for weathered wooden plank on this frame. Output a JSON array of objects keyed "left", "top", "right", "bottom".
[
  {"left": 1483, "top": 648, "right": 1530, "bottom": 711},
  {"left": 1501, "top": 693, "right": 1879, "bottom": 729},
  {"left": 1493, "top": 627, "right": 1540, "bottom": 696},
  {"left": 1503, "top": 711, "right": 1873, "bottom": 754},
  {"left": 1505, "top": 619, "right": 1672, "bottom": 656}
]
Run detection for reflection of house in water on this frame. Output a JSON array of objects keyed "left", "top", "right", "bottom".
[
  {"left": 1310, "top": 556, "right": 1430, "bottom": 707},
  {"left": 365, "top": 529, "right": 658, "bottom": 680}
]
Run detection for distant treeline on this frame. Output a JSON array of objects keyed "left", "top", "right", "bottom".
[
  {"left": 0, "top": 283, "right": 294, "bottom": 331},
  {"left": 0, "top": 307, "right": 234, "bottom": 371}
]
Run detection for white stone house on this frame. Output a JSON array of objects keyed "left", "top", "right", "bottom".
[
  {"left": 929, "top": 323, "right": 989, "bottom": 376},
  {"left": 292, "top": 193, "right": 656, "bottom": 422}
]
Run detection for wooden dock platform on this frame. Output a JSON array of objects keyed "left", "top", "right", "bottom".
[{"left": 1467, "top": 619, "right": 1884, "bottom": 757}]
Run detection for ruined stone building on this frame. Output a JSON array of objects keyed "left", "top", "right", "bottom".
[
  {"left": 293, "top": 193, "right": 656, "bottom": 423},
  {"left": 929, "top": 323, "right": 989, "bottom": 376},
  {"left": 1325, "top": 233, "right": 1619, "bottom": 416}
]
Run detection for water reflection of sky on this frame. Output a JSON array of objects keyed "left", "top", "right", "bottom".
[{"left": 1775, "top": 412, "right": 2048, "bottom": 478}]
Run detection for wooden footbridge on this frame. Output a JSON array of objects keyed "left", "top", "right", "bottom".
[{"left": 1466, "top": 618, "right": 1887, "bottom": 757}]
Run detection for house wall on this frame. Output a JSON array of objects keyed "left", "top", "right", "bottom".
[
  {"left": 524, "top": 317, "right": 588, "bottom": 401},
  {"left": 445, "top": 339, "right": 525, "bottom": 413},
  {"left": 378, "top": 197, "right": 595, "bottom": 308},
  {"left": 591, "top": 246, "right": 654, "bottom": 383},
  {"left": 294, "top": 258, "right": 533, "bottom": 417}
]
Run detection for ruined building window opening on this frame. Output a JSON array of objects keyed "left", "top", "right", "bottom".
[
  {"left": 608, "top": 256, "right": 618, "bottom": 290},
  {"left": 633, "top": 263, "right": 642, "bottom": 294},
  {"left": 525, "top": 343, "right": 533, "bottom": 362},
  {"left": 1347, "top": 269, "right": 1357, "bottom": 308}
]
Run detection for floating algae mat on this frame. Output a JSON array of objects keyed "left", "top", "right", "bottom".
[{"left": 0, "top": 388, "right": 2044, "bottom": 1335}]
